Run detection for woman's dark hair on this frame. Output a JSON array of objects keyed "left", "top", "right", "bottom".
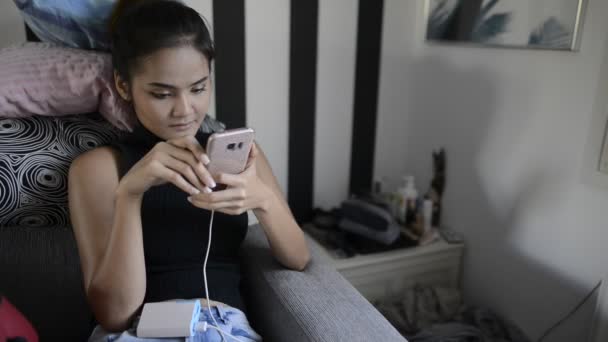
[{"left": 111, "top": 0, "right": 215, "bottom": 81}]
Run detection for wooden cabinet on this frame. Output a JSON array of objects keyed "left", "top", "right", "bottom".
[{"left": 306, "top": 229, "right": 465, "bottom": 302}]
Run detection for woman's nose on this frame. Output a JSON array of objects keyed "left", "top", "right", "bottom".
[{"left": 172, "top": 94, "right": 194, "bottom": 117}]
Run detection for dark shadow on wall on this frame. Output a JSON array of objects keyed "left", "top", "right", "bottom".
[
  {"left": 25, "top": 24, "right": 41, "bottom": 42},
  {"left": 401, "top": 54, "right": 600, "bottom": 342}
]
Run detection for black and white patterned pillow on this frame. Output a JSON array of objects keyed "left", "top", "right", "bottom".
[
  {"left": 0, "top": 114, "right": 226, "bottom": 228},
  {"left": 0, "top": 114, "right": 124, "bottom": 228}
]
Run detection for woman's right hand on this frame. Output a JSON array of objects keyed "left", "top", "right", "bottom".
[{"left": 116, "top": 136, "right": 216, "bottom": 198}]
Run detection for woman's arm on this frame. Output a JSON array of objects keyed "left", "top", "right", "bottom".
[
  {"left": 250, "top": 146, "right": 310, "bottom": 271},
  {"left": 69, "top": 137, "right": 214, "bottom": 332},
  {"left": 69, "top": 147, "right": 147, "bottom": 332},
  {"left": 188, "top": 143, "right": 311, "bottom": 271}
]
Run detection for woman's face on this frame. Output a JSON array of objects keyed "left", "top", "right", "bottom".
[{"left": 125, "top": 45, "right": 211, "bottom": 140}]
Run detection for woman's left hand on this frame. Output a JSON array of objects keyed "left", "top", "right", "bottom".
[{"left": 186, "top": 144, "right": 272, "bottom": 215}]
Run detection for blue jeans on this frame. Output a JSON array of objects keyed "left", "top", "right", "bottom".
[{"left": 88, "top": 305, "right": 262, "bottom": 342}]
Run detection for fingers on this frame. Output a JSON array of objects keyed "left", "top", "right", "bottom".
[
  {"left": 245, "top": 143, "right": 258, "bottom": 168},
  {"left": 249, "top": 143, "right": 258, "bottom": 158},
  {"left": 188, "top": 198, "right": 244, "bottom": 211},
  {"left": 161, "top": 142, "right": 216, "bottom": 190},
  {"left": 190, "top": 188, "right": 246, "bottom": 203},
  {"left": 187, "top": 188, "right": 248, "bottom": 213},
  {"left": 154, "top": 162, "right": 200, "bottom": 195},
  {"left": 215, "top": 172, "right": 246, "bottom": 188},
  {"left": 159, "top": 154, "right": 210, "bottom": 193},
  {"left": 167, "top": 136, "right": 210, "bottom": 164},
  {"left": 189, "top": 202, "right": 246, "bottom": 216}
]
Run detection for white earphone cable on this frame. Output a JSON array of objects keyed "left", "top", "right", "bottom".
[
  {"left": 203, "top": 210, "right": 226, "bottom": 341},
  {"left": 203, "top": 210, "right": 248, "bottom": 342}
]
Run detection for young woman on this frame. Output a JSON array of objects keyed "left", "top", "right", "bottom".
[{"left": 68, "top": 1, "right": 310, "bottom": 341}]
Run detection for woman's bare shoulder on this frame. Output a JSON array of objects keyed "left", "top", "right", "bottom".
[
  {"left": 73, "top": 146, "right": 118, "bottom": 165},
  {"left": 69, "top": 146, "right": 121, "bottom": 187}
]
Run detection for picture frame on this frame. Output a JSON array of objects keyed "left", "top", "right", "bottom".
[{"left": 425, "top": 0, "right": 588, "bottom": 51}]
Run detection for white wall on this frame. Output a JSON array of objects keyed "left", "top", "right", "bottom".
[
  {"left": 245, "top": 0, "right": 290, "bottom": 194},
  {"left": 188, "top": 0, "right": 293, "bottom": 194},
  {"left": 313, "top": 0, "right": 358, "bottom": 209},
  {"left": 375, "top": 0, "right": 608, "bottom": 340},
  {"left": 182, "top": 0, "right": 216, "bottom": 119},
  {"left": 244, "top": 0, "right": 361, "bottom": 202},
  {"left": 0, "top": 2, "right": 25, "bottom": 48}
]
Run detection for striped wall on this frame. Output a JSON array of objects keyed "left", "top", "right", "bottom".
[
  {"left": 14, "top": 0, "right": 391, "bottom": 223},
  {"left": 184, "top": 0, "right": 387, "bottom": 222},
  {"left": 314, "top": 0, "right": 358, "bottom": 212},
  {"left": 182, "top": 1, "right": 216, "bottom": 119},
  {"left": 15, "top": 0, "right": 390, "bottom": 223},
  {"left": 244, "top": 0, "right": 290, "bottom": 196}
]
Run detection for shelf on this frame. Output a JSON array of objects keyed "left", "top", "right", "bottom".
[{"left": 304, "top": 226, "right": 465, "bottom": 302}]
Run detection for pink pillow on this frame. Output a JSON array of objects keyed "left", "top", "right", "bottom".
[{"left": 0, "top": 43, "right": 135, "bottom": 131}]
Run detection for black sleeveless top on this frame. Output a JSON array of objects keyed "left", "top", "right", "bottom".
[{"left": 110, "top": 123, "right": 249, "bottom": 310}]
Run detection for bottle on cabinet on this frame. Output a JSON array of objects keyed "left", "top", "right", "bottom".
[{"left": 395, "top": 175, "right": 418, "bottom": 226}]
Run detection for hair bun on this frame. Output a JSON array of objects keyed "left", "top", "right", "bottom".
[{"left": 109, "top": 0, "right": 147, "bottom": 35}]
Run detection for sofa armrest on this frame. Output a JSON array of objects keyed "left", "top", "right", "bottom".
[{"left": 240, "top": 224, "right": 406, "bottom": 342}]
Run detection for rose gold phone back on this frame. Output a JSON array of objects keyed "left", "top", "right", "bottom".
[{"left": 207, "top": 128, "right": 255, "bottom": 175}]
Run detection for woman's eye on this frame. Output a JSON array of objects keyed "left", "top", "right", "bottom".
[
  {"left": 192, "top": 87, "right": 206, "bottom": 94},
  {"left": 151, "top": 92, "right": 171, "bottom": 99}
]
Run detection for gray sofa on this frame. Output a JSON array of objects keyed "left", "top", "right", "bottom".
[
  {"left": 0, "top": 114, "right": 404, "bottom": 341},
  {"left": 0, "top": 224, "right": 405, "bottom": 341}
]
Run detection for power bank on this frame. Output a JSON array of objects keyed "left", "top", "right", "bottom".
[{"left": 136, "top": 300, "right": 200, "bottom": 338}]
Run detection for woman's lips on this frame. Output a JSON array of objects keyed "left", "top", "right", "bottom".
[{"left": 170, "top": 121, "right": 194, "bottom": 131}]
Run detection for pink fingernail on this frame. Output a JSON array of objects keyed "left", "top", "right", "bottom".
[
  {"left": 202, "top": 155, "right": 210, "bottom": 165},
  {"left": 187, "top": 196, "right": 192, "bottom": 202},
  {"left": 204, "top": 187, "right": 212, "bottom": 193}
]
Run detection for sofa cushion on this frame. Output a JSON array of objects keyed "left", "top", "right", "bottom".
[
  {"left": 0, "top": 114, "right": 226, "bottom": 228},
  {"left": 0, "top": 43, "right": 135, "bottom": 131},
  {"left": 0, "top": 114, "right": 124, "bottom": 227}
]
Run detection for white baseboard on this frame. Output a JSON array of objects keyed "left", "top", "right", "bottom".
[{"left": 590, "top": 277, "right": 608, "bottom": 342}]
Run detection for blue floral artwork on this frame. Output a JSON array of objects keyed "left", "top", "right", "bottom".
[{"left": 426, "top": 0, "right": 586, "bottom": 50}]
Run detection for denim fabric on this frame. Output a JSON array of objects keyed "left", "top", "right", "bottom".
[{"left": 88, "top": 304, "right": 262, "bottom": 342}]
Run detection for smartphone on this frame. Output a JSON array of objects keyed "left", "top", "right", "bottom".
[{"left": 206, "top": 128, "right": 255, "bottom": 176}]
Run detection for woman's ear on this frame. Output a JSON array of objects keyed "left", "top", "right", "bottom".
[{"left": 114, "top": 70, "right": 131, "bottom": 101}]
